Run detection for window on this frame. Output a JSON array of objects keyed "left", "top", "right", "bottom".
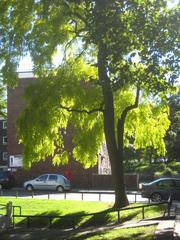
[
  {"left": 48, "top": 175, "right": 58, "bottom": 181},
  {"left": 3, "top": 152, "right": 8, "bottom": 161},
  {"left": 157, "top": 180, "right": 174, "bottom": 188},
  {"left": 3, "top": 121, "right": 7, "bottom": 129},
  {"left": 175, "top": 180, "right": 180, "bottom": 188},
  {"left": 3, "top": 136, "right": 7, "bottom": 145},
  {"left": 38, "top": 175, "right": 48, "bottom": 181}
]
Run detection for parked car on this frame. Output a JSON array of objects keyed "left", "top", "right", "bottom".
[
  {"left": 23, "top": 174, "right": 71, "bottom": 192},
  {"left": 140, "top": 177, "right": 180, "bottom": 202},
  {"left": 0, "top": 171, "right": 15, "bottom": 190}
]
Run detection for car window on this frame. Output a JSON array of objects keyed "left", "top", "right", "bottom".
[
  {"left": 0, "top": 172, "right": 8, "bottom": 178},
  {"left": 0, "top": 172, "right": 5, "bottom": 178},
  {"left": 175, "top": 180, "right": 180, "bottom": 187},
  {"left": 48, "top": 175, "right": 58, "bottom": 181},
  {"left": 38, "top": 175, "right": 48, "bottom": 181},
  {"left": 157, "top": 180, "right": 174, "bottom": 188}
]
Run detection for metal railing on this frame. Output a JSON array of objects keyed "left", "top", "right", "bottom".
[
  {"left": 0, "top": 189, "right": 145, "bottom": 203},
  {"left": 13, "top": 201, "right": 167, "bottom": 229},
  {"left": 163, "top": 194, "right": 173, "bottom": 217}
]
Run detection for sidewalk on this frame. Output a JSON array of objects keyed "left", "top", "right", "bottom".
[
  {"left": 153, "top": 220, "right": 174, "bottom": 240},
  {"left": 153, "top": 200, "right": 180, "bottom": 240},
  {"left": 0, "top": 219, "right": 159, "bottom": 240}
]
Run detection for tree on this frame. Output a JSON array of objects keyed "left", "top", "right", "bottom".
[
  {"left": 166, "top": 92, "right": 180, "bottom": 161},
  {"left": 0, "top": 82, "right": 6, "bottom": 118},
  {"left": 1, "top": 0, "right": 179, "bottom": 208}
]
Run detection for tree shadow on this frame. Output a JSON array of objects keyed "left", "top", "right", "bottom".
[
  {"left": 67, "top": 226, "right": 153, "bottom": 240},
  {"left": 14, "top": 207, "right": 142, "bottom": 230},
  {"left": 119, "top": 210, "right": 141, "bottom": 223},
  {"left": 76, "top": 208, "right": 141, "bottom": 229},
  {"left": 67, "top": 228, "right": 149, "bottom": 240},
  {"left": 14, "top": 210, "right": 87, "bottom": 229}
]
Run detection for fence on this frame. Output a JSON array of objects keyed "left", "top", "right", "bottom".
[
  {"left": 0, "top": 202, "right": 22, "bottom": 230},
  {"left": 0, "top": 189, "right": 145, "bottom": 203},
  {"left": 12, "top": 201, "right": 168, "bottom": 229}
]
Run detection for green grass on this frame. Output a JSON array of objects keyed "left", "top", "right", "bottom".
[
  {"left": 0, "top": 197, "right": 165, "bottom": 229},
  {"left": 69, "top": 225, "right": 157, "bottom": 240}
]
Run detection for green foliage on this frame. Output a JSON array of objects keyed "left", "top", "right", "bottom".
[
  {"left": 125, "top": 160, "right": 180, "bottom": 178},
  {"left": 1, "top": 1, "right": 179, "bottom": 171},
  {"left": 165, "top": 92, "right": 180, "bottom": 161},
  {"left": 17, "top": 58, "right": 103, "bottom": 168},
  {"left": 115, "top": 88, "right": 170, "bottom": 155},
  {"left": 0, "top": 82, "right": 6, "bottom": 118}
]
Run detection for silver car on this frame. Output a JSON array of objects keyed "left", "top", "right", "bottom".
[{"left": 23, "top": 174, "right": 71, "bottom": 192}]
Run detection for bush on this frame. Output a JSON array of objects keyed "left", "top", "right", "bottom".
[{"left": 125, "top": 160, "right": 180, "bottom": 179}]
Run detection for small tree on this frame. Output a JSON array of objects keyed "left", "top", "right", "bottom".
[
  {"left": 0, "top": 83, "right": 6, "bottom": 118},
  {"left": 1, "top": 0, "right": 179, "bottom": 208}
]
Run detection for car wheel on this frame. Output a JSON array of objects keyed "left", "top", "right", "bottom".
[
  {"left": 151, "top": 192, "right": 162, "bottom": 202},
  {"left": 26, "top": 185, "right": 33, "bottom": 191},
  {"left": 56, "top": 186, "right": 64, "bottom": 192}
]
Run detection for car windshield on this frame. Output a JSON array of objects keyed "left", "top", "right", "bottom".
[
  {"left": 149, "top": 178, "right": 180, "bottom": 186},
  {"left": 147, "top": 179, "right": 168, "bottom": 185}
]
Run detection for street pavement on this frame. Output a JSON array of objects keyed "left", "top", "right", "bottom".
[{"left": 0, "top": 188, "right": 149, "bottom": 203}]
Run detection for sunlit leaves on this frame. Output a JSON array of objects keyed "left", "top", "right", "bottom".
[
  {"left": 1, "top": 0, "right": 178, "bottom": 169},
  {"left": 17, "top": 58, "right": 103, "bottom": 167},
  {"left": 0, "top": 82, "right": 6, "bottom": 118},
  {"left": 114, "top": 88, "right": 170, "bottom": 156}
]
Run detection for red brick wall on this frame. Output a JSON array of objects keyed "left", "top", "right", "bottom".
[
  {"left": 7, "top": 78, "right": 35, "bottom": 155},
  {"left": 0, "top": 120, "right": 8, "bottom": 166}
]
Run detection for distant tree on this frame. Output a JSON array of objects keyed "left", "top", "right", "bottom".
[
  {"left": 0, "top": 1, "right": 179, "bottom": 208},
  {"left": 0, "top": 82, "right": 6, "bottom": 119},
  {"left": 166, "top": 93, "right": 180, "bottom": 161}
]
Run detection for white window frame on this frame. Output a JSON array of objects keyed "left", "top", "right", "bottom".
[
  {"left": 3, "top": 152, "right": 8, "bottom": 161},
  {"left": 3, "top": 121, "right": 7, "bottom": 129},
  {"left": 3, "top": 136, "right": 7, "bottom": 145}
]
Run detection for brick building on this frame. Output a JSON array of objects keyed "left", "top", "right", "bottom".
[
  {"left": 7, "top": 72, "right": 99, "bottom": 188},
  {"left": 0, "top": 119, "right": 8, "bottom": 170}
]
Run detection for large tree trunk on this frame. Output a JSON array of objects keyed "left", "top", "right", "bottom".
[
  {"left": 95, "top": 0, "right": 129, "bottom": 208},
  {"left": 98, "top": 41, "right": 129, "bottom": 208}
]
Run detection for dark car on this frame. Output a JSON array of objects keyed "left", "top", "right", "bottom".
[
  {"left": 0, "top": 171, "right": 15, "bottom": 190},
  {"left": 140, "top": 177, "right": 180, "bottom": 202}
]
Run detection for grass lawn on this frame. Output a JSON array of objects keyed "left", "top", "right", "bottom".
[
  {"left": 69, "top": 225, "right": 157, "bottom": 240},
  {"left": 0, "top": 197, "right": 165, "bottom": 229}
]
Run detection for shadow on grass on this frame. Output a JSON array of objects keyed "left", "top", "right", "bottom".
[
  {"left": 68, "top": 225, "right": 153, "bottom": 240},
  {"left": 14, "top": 210, "right": 87, "bottom": 229},
  {"left": 77, "top": 207, "right": 141, "bottom": 229},
  {"left": 14, "top": 207, "right": 142, "bottom": 230},
  {"left": 68, "top": 228, "right": 151, "bottom": 240}
]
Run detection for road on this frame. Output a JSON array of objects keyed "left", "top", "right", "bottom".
[{"left": 0, "top": 189, "right": 149, "bottom": 203}]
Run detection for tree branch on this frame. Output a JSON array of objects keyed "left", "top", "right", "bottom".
[
  {"left": 62, "top": 0, "right": 87, "bottom": 24},
  {"left": 120, "top": 87, "right": 140, "bottom": 121},
  {"left": 117, "top": 87, "right": 140, "bottom": 150},
  {"left": 59, "top": 103, "right": 104, "bottom": 114}
]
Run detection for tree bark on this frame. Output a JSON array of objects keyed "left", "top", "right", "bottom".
[
  {"left": 95, "top": 0, "right": 129, "bottom": 208},
  {"left": 97, "top": 41, "right": 129, "bottom": 208}
]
